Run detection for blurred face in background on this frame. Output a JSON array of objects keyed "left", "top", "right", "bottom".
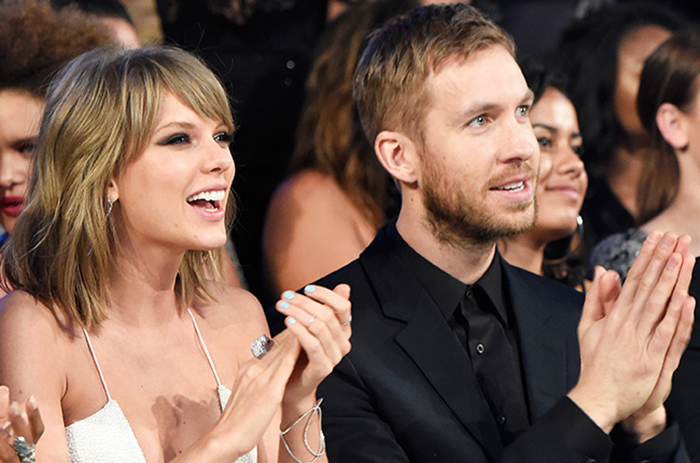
[
  {"left": 100, "top": 16, "right": 140, "bottom": 49},
  {"left": 615, "top": 25, "right": 671, "bottom": 137},
  {"left": 0, "top": 89, "right": 44, "bottom": 234},
  {"left": 530, "top": 87, "right": 587, "bottom": 244}
]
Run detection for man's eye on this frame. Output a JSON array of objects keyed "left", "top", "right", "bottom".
[
  {"left": 516, "top": 105, "right": 530, "bottom": 117},
  {"left": 572, "top": 144, "right": 584, "bottom": 156},
  {"left": 469, "top": 115, "right": 487, "bottom": 127}
]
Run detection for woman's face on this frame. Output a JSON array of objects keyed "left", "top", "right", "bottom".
[
  {"left": 0, "top": 90, "right": 44, "bottom": 234},
  {"left": 615, "top": 25, "right": 671, "bottom": 137},
  {"left": 531, "top": 87, "right": 587, "bottom": 243},
  {"left": 110, "top": 92, "right": 235, "bottom": 254}
]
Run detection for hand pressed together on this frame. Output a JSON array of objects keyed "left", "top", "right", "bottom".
[{"left": 569, "top": 231, "right": 695, "bottom": 441}]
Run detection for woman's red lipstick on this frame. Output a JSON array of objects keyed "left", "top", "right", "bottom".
[{"left": 0, "top": 196, "right": 25, "bottom": 217}]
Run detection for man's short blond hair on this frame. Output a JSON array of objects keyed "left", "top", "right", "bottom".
[{"left": 353, "top": 4, "right": 515, "bottom": 145}]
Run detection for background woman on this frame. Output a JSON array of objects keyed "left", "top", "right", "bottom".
[
  {"left": 0, "top": 0, "right": 111, "bottom": 244},
  {"left": 262, "top": 0, "right": 415, "bottom": 300},
  {"left": 498, "top": 60, "right": 587, "bottom": 290},
  {"left": 553, "top": 2, "right": 687, "bottom": 258},
  {"left": 0, "top": 46, "right": 350, "bottom": 463},
  {"left": 587, "top": 31, "right": 700, "bottom": 458}
]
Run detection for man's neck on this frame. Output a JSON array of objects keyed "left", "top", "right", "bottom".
[{"left": 396, "top": 212, "right": 496, "bottom": 285}]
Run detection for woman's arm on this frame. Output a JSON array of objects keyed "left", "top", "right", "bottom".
[
  {"left": 170, "top": 284, "right": 351, "bottom": 463},
  {"left": 0, "top": 292, "right": 71, "bottom": 462}
]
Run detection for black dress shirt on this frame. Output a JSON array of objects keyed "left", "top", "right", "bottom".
[
  {"left": 389, "top": 226, "right": 529, "bottom": 444},
  {"left": 386, "top": 223, "right": 682, "bottom": 461}
]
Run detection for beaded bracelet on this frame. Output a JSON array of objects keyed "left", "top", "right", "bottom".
[{"left": 280, "top": 398, "right": 326, "bottom": 463}]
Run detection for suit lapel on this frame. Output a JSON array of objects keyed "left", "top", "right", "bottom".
[
  {"left": 360, "top": 233, "right": 503, "bottom": 460},
  {"left": 503, "top": 262, "right": 573, "bottom": 420}
]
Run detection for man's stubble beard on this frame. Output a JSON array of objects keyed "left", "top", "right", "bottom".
[{"left": 421, "top": 160, "right": 538, "bottom": 250}]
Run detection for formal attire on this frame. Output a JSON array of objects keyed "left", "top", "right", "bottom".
[
  {"left": 669, "top": 262, "right": 700, "bottom": 462},
  {"left": 66, "top": 310, "right": 257, "bottom": 463},
  {"left": 312, "top": 223, "right": 687, "bottom": 463}
]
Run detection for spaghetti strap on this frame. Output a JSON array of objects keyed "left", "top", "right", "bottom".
[
  {"left": 82, "top": 328, "right": 112, "bottom": 401},
  {"left": 187, "top": 309, "right": 223, "bottom": 388}
]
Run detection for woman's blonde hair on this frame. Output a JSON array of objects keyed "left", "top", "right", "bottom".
[{"left": 2, "top": 46, "right": 236, "bottom": 330}]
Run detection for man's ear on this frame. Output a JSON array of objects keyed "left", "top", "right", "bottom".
[
  {"left": 656, "top": 102, "right": 690, "bottom": 151},
  {"left": 374, "top": 130, "right": 420, "bottom": 184}
]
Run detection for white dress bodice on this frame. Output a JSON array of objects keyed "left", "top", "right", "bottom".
[{"left": 65, "top": 310, "right": 257, "bottom": 463}]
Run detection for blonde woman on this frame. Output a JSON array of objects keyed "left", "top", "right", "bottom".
[{"left": 0, "top": 46, "right": 351, "bottom": 463}]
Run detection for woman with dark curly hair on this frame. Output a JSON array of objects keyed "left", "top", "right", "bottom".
[{"left": 0, "top": 0, "right": 111, "bottom": 244}]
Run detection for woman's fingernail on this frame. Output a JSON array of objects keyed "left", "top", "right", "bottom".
[
  {"left": 28, "top": 396, "right": 37, "bottom": 410},
  {"left": 279, "top": 301, "right": 290, "bottom": 310},
  {"left": 283, "top": 290, "right": 295, "bottom": 300},
  {"left": 287, "top": 317, "right": 297, "bottom": 325},
  {"left": 305, "top": 285, "right": 316, "bottom": 294}
]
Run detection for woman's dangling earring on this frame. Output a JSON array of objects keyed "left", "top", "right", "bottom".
[{"left": 106, "top": 197, "right": 114, "bottom": 219}]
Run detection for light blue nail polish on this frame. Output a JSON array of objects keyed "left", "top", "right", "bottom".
[
  {"left": 279, "top": 301, "right": 290, "bottom": 310},
  {"left": 283, "top": 290, "right": 295, "bottom": 300},
  {"left": 288, "top": 317, "right": 297, "bottom": 324},
  {"left": 305, "top": 285, "right": 316, "bottom": 293}
]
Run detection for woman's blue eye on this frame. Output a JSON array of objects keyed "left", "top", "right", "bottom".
[
  {"left": 162, "top": 134, "right": 190, "bottom": 145},
  {"left": 17, "top": 140, "right": 36, "bottom": 155},
  {"left": 215, "top": 132, "right": 233, "bottom": 144}
]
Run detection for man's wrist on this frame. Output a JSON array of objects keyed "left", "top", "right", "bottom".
[
  {"left": 621, "top": 406, "right": 667, "bottom": 443},
  {"left": 567, "top": 385, "right": 621, "bottom": 434}
]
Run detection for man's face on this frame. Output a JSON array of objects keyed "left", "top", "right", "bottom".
[{"left": 417, "top": 45, "right": 539, "bottom": 246}]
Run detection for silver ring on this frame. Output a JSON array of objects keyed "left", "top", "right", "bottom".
[
  {"left": 12, "top": 436, "right": 36, "bottom": 463},
  {"left": 307, "top": 315, "right": 316, "bottom": 328},
  {"left": 341, "top": 314, "right": 352, "bottom": 326},
  {"left": 250, "top": 334, "right": 274, "bottom": 359}
]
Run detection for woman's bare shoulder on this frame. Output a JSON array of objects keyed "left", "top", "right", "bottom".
[
  {"left": 196, "top": 283, "right": 268, "bottom": 334},
  {"left": 0, "top": 291, "right": 72, "bottom": 401},
  {"left": 270, "top": 169, "right": 349, "bottom": 212},
  {"left": 0, "top": 290, "right": 72, "bottom": 339}
]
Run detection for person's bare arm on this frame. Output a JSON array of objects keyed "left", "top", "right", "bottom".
[
  {"left": 0, "top": 292, "right": 71, "bottom": 462},
  {"left": 263, "top": 170, "right": 375, "bottom": 294}
]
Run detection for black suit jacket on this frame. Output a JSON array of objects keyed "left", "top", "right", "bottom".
[
  {"left": 312, "top": 227, "right": 689, "bottom": 463},
  {"left": 667, "top": 263, "right": 700, "bottom": 462}
]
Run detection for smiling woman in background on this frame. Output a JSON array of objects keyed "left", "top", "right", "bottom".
[{"left": 498, "top": 60, "right": 588, "bottom": 290}]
